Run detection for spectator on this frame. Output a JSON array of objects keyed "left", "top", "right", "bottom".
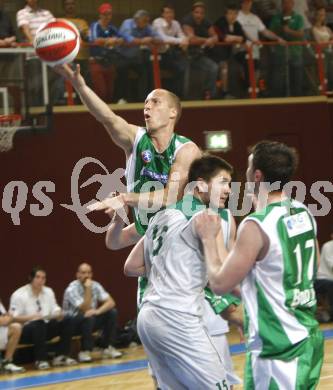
[
  {"left": 89, "top": 3, "right": 124, "bottom": 103},
  {"left": 63, "top": 263, "right": 122, "bottom": 363},
  {"left": 9, "top": 267, "right": 76, "bottom": 370},
  {"left": 118, "top": 10, "right": 161, "bottom": 102},
  {"left": 294, "top": 0, "right": 312, "bottom": 35},
  {"left": 152, "top": 3, "right": 189, "bottom": 99},
  {"left": 314, "top": 231, "right": 333, "bottom": 322},
  {"left": 182, "top": 1, "right": 219, "bottom": 99},
  {"left": 61, "top": 0, "right": 92, "bottom": 102},
  {"left": 237, "top": 0, "right": 284, "bottom": 93},
  {"left": 213, "top": 4, "right": 246, "bottom": 98},
  {"left": 16, "top": 0, "right": 58, "bottom": 106},
  {"left": 0, "top": 298, "right": 25, "bottom": 373},
  {"left": 270, "top": 0, "right": 305, "bottom": 96},
  {"left": 312, "top": 7, "right": 333, "bottom": 91},
  {"left": 252, "top": 0, "right": 282, "bottom": 27},
  {"left": 0, "top": 0, "right": 20, "bottom": 112}
]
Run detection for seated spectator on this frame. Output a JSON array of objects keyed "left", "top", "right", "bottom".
[
  {"left": 0, "top": 0, "right": 21, "bottom": 112},
  {"left": 182, "top": 1, "right": 219, "bottom": 99},
  {"left": 89, "top": 3, "right": 124, "bottom": 103},
  {"left": 213, "top": 3, "right": 246, "bottom": 98},
  {"left": 0, "top": 298, "right": 25, "bottom": 373},
  {"left": 314, "top": 231, "right": 333, "bottom": 322},
  {"left": 16, "top": 0, "right": 58, "bottom": 106},
  {"left": 9, "top": 267, "right": 76, "bottom": 370},
  {"left": 118, "top": 10, "right": 161, "bottom": 102},
  {"left": 312, "top": 6, "right": 333, "bottom": 91},
  {"left": 152, "top": 3, "right": 189, "bottom": 99},
  {"left": 61, "top": 0, "right": 92, "bottom": 103},
  {"left": 269, "top": 0, "right": 305, "bottom": 97},
  {"left": 63, "top": 263, "right": 122, "bottom": 363},
  {"left": 237, "top": 0, "right": 284, "bottom": 93}
]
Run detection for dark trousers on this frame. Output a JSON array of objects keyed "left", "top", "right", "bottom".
[
  {"left": 72, "top": 308, "right": 118, "bottom": 351},
  {"left": 89, "top": 60, "right": 115, "bottom": 103},
  {"left": 20, "top": 316, "right": 73, "bottom": 361},
  {"left": 160, "top": 48, "right": 189, "bottom": 99},
  {"left": 116, "top": 50, "right": 153, "bottom": 102},
  {"left": 314, "top": 279, "right": 333, "bottom": 318}
]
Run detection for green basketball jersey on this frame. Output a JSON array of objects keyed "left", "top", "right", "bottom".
[
  {"left": 125, "top": 127, "right": 193, "bottom": 236},
  {"left": 241, "top": 199, "right": 320, "bottom": 360},
  {"left": 127, "top": 129, "right": 193, "bottom": 309}
]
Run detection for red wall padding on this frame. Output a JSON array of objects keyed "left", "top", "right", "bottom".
[{"left": 1, "top": 100, "right": 332, "bottom": 324}]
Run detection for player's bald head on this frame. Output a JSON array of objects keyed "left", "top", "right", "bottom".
[{"left": 154, "top": 89, "right": 182, "bottom": 123}]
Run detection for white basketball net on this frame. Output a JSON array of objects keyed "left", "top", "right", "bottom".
[{"left": 0, "top": 115, "right": 21, "bottom": 152}]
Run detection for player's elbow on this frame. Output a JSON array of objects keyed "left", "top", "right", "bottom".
[
  {"left": 105, "top": 239, "right": 121, "bottom": 251},
  {"left": 210, "top": 280, "right": 228, "bottom": 296},
  {"left": 124, "top": 262, "right": 135, "bottom": 277}
]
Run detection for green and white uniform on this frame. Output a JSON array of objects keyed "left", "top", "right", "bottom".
[
  {"left": 125, "top": 127, "right": 194, "bottom": 311},
  {"left": 125, "top": 127, "right": 193, "bottom": 236},
  {"left": 240, "top": 199, "right": 324, "bottom": 389},
  {"left": 137, "top": 195, "right": 229, "bottom": 390}
]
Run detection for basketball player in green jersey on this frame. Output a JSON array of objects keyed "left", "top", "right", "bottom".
[
  {"left": 55, "top": 64, "right": 201, "bottom": 335},
  {"left": 195, "top": 141, "right": 324, "bottom": 389},
  {"left": 55, "top": 64, "right": 201, "bottom": 236}
]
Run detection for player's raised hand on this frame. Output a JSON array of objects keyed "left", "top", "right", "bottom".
[
  {"left": 195, "top": 210, "right": 221, "bottom": 240},
  {"left": 87, "top": 193, "right": 130, "bottom": 225},
  {"left": 53, "top": 63, "right": 85, "bottom": 90}
]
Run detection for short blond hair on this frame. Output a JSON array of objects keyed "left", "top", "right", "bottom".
[{"left": 166, "top": 90, "right": 182, "bottom": 123}]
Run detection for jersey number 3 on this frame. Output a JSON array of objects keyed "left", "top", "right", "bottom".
[{"left": 152, "top": 225, "right": 168, "bottom": 256}]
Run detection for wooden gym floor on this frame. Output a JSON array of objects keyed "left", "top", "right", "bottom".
[{"left": 0, "top": 323, "right": 332, "bottom": 389}]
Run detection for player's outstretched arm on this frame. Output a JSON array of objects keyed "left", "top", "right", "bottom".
[
  {"left": 54, "top": 64, "right": 137, "bottom": 154},
  {"left": 197, "top": 216, "right": 267, "bottom": 295},
  {"left": 124, "top": 237, "right": 146, "bottom": 277},
  {"left": 89, "top": 142, "right": 202, "bottom": 213}
]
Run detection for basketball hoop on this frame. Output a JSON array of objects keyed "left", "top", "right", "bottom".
[{"left": 0, "top": 114, "right": 22, "bottom": 152}]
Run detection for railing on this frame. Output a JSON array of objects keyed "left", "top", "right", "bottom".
[{"left": 1, "top": 40, "right": 333, "bottom": 109}]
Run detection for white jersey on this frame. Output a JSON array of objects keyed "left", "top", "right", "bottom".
[
  {"left": 240, "top": 199, "right": 319, "bottom": 359},
  {"left": 143, "top": 206, "right": 206, "bottom": 316},
  {"left": 142, "top": 194, "right": 233, "bottom": 317},
  {"left": 203, "top": 299, "right": 229, "bottom": 335}
]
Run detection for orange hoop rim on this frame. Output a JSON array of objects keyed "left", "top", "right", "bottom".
[{"left": 0, "top": 114, "right": 22, "bottom": 124}]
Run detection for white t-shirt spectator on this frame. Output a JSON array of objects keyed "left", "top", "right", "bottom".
[
  {"left": 237, "top": 11, "right": 266, "bottom": 59},
  {"left": 152, "top": 17, "right": 186, "bottom": 53},
  {"left": 16, "top": 5, "right": 54, "bottom": 40},
  {"left": 152, "top": 17, "right": 185, "bottom": 44},
  {"left": 317, "top": 240, "right": 333, "bottom": 281},
  {"left": 9, "top": 284, "right": 61, "bottom": 322},
  {"left": 0, "top": 302, "right": 9, "bottom": 350}
]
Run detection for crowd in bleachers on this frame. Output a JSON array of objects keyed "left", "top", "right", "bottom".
[
  {"left": 1, "top": 1, "right": 333, "bottom": 103},
  {"left": 0, "top": 263, "right": 123, "bottom": 373}
]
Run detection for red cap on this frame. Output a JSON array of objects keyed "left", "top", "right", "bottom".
[{"left": 98, "top": 3, "right": 112, "bottom": 14}]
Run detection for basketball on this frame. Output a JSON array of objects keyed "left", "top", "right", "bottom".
[{"left": 33, "top": 19, "right": 80, "bottom": 67}]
